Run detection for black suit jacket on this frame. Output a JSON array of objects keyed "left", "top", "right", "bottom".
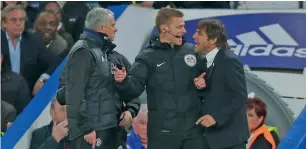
[
  {"left": 1, "top": 30, "right": 60, "bottom": 92},
  {"left": 200, "top": 49, "right": 249, "bottom": 149},
  {"left": 30, "top": 121, "right": 66, "bottom": 149}
]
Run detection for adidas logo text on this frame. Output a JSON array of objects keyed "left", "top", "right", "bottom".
[{"left": 228, "top": 24, "right": 306, "bottom": 58}]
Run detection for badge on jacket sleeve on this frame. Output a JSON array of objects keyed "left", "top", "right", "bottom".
[
  {"left": 96, "top": 138, "right": 102, "bottom": 147},
  {"left": 184, "top": 54, "right": 197, "bottom": 67}
]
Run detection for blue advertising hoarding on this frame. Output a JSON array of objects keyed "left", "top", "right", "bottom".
[{"left": 184, "top": 13, "right": 306, "bottom": 70}]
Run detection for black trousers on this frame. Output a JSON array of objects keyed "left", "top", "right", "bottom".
[
  {"left": 202, "top": 136, "right": 246, "bottom": 149},
  {"left": 69, "top": 127, "right": 122, "bottom": 149},
  {"left": 148, "top": 133, "right": 206, "bottom": 149}
]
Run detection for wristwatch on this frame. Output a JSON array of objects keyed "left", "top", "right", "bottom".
[{"left": 39, "top": 78, "right": 47, "bottom": 83}]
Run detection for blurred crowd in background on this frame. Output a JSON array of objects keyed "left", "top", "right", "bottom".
[
  {"left": 0, "top": 1, "right": 236, "bottom": 133},
  {"left": 0, "top": 1, "right": 304, "bottom": 149}
]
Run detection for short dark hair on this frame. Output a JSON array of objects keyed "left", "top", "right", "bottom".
[
  {"left": 39, "top": 1, "right": 61, "bottom": 11},
  {"left": 34, "top": 10, "right": 59, "bottom": 25},
  {"left": 196, "top": 19, "right": 229, "bottom": 49},
  {"left": 56, "top": 87, "right": 66, "bottom": 106},
  {"left": 155, "top": 8, "right": 184, "bottom": 33},
  {"left": 247, "top": 97, "right": 267, "bottom": 125}
]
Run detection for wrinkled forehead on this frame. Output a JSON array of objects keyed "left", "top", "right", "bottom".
[
  {"left": 7, "top": 9, "right": 26, "bottom": 17},
  {"left": 45, "top": 2, "right": 60, "bottom": 9},
  {"left": 169, "top": 17, "right": 185, "bottom": 26}
]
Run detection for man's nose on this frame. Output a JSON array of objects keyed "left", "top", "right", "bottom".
[
  {"left": 15, "top": 18, "right": 25, "bottom": 25},
  {"left": 192, "top": 33, "right": 197, "bottom": 40},
  {"left": 182, "top": 27, "right": 187, "bottom": 34},
  {"left": 15, "top": 21, "right": 22, "bottom": 26},
  {"left": 45, "top": 24, "right": 52, "bottom": 29}
]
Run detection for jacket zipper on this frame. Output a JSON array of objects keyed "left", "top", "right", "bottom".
[
  {"left": 168, "top": 49, "right": 180, "bottom": 126},
  {"left": 98, "top": 94, "right": 101, "bottom": 122}
]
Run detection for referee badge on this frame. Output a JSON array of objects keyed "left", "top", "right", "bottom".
[{"left": 184, "top": 54, "right": 197, "bottom": 67}]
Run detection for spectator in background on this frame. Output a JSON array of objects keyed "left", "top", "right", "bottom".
[
  {"left": 1, "top": 100, "right": 17, "bottom": 133},
  {"left": 1, "top": 52, "right": 31, "bottom": 115},
  {"left": 170, "top": 1, "right": 230, "bottom": 9},
  {"left": 61, "top": 1, "right": 89, "bottom": 42},
  {"left": 0, "top": 1, "right": 39, "bottom": 31},
  {"left": 98, "top": 1, "right": 167, "bottom": 9},
  {"left": 39, "top": 1, "right": 74, "bottom": 48},
  {"left": 1, "top": 1, "right": 22, "bottom": 10},
  {"left": 34, "top": 11, "right": 69, "bottom": 60},
  {"left": 126, "top": 104, "right": 148, "bottom": 149},
  {"left": 24, "top": 2, "right": 41, "bottom": 32},
  {"left": 30, "top": 97, "right": 68, "bottom": 149},
  {"left": 246, "top": 98, "right": 280, "bottom": 149},
  {"left": 1, "top": 5, "right": 60, "bottom": 96}
]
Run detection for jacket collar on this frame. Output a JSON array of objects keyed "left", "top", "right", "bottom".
[{"left": 82, "top": 29, "right": 116, "bottom": 52}]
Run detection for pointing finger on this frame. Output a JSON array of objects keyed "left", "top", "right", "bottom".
[
  {"left": 198, "top": 72, "right": 206, "bottom": 79},
  {"left": 113, "top": 66, "right": 120, "bottom": 72},
  {"left": 196, "top": 116, "right": 205, "bottom": 125},
  {"left": 122, "top": 67, "right": 126, "bottom": 73}
]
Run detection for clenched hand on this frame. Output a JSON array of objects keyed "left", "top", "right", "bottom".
[
  {"left": 114, "top": 67, "right": 126, "bottom": 82},
  {"left": 119, "top": 111, "right": 133, "bottom": 127}
]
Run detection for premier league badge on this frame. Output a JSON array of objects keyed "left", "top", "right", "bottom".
[{"left": 184, "top": 54, "right": 197, "bottom": 67}]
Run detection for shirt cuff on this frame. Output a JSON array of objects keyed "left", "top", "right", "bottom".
[{"left": 41, "top": 73, "right": 51, "bottom": 80}]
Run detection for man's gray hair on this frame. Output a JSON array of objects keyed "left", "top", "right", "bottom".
[
  {"left": 1, "top": 4, "right": 26, "bottom": 22},
  {"left": 84, "top": 7, "right": 114, "bottom": 30}
]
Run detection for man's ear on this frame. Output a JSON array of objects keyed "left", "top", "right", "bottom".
[
  {"left": 209, "top": 37, "right": 217, "bottom": 45},
  {"left": 50, "top": 109, "right": 54, "bottom": 118},
  {"left": 259, "top": 116, "right": 264, "bottom": 123},
  {"left": 96, "top": 24, "right": 104, "bottom": 32},
  {"left": 160, "top": 24, "right": 168, "bottom": 33}
]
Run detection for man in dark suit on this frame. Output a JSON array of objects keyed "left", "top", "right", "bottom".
[
  {"left": 193, "top": 19, "right": 249, "bottom": 149},
  {"left": 1, "top": 5, "right": 59, "bottom": 96}
]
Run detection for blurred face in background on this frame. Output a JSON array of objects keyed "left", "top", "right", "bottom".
[
  {"left": 4, "top": 1, "right": 18, "bottom": 6},
  {"left": 35, "top": 13, "right": 58, "bottom": 43},
  {"left": 247, "top": 108, "right": 264, "bottom": 131},
  {"left": 132, "top": 107, "right": 148, "bottom": 148},
  {"left": 3, "top": 9, "right": 26, "bottom": 38},
  {"left": 246, "top": 98, "right": 267, "bottom": 132},
  {"left": 44, "top": 2, "right": 62, "bottom": 21},
  {"left": 51, "top": 99, "right": 67, "bottom": 123},
  {"left": 100, "top": 14, "right": 117, "bottom": 41}
]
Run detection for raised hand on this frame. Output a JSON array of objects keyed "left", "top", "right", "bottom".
[
  {"left": 52, "top": 120, "right": 69, "bottom": 142},
  {"left": 114, "top": 67, "right": 127, "bottom": 83},
  {"left": 194, "top": 72, "right": 206, "bottom": 89}
]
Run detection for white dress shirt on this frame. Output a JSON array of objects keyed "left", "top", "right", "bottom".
[{"left": 205, "top": 47, "right": 220, "bottom": 68}]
